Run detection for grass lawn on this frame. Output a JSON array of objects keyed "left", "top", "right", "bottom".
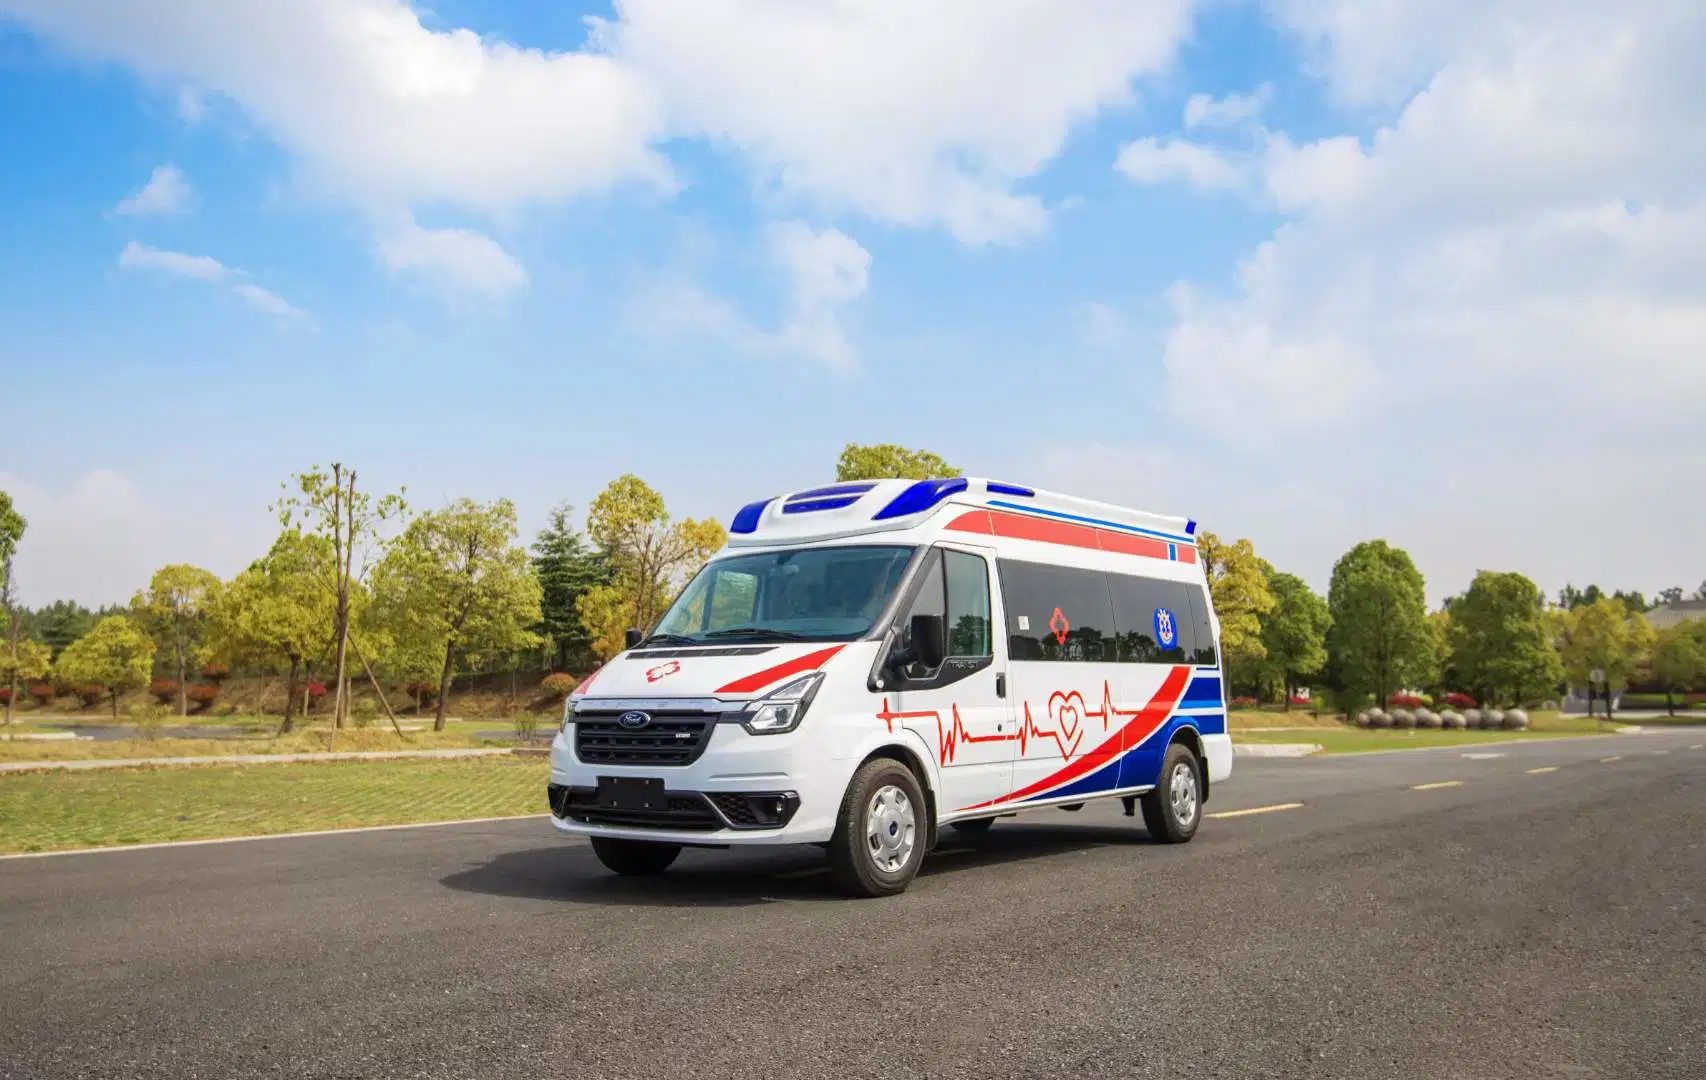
[
  {"left": 0, "top": 724, "right": 517, "bottom": 763},
  {"left": 0, "top": 756, "right": 551, "bottom": 854},
  {"left": 1232, "top": 712, "right": 1630, "bottom": 753}
]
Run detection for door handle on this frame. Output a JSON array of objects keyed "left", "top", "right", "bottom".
[{"left": 995, "top": 672, "right": 1006, "bottom": 698}]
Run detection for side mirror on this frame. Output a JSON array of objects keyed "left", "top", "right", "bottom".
[
  {"left": 908, "top": 613, "right": 946, "bottom": 670},
  {"left": 624, "top": 628, "right": 644, "bottom": 649}
]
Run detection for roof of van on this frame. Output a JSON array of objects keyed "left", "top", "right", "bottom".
[{"left": 723, "top": 477, "right": 1198, "bottom": 549}]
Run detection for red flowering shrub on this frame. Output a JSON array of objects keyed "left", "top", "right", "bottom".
[
  {"left": 28, "top": 683, "right": 55, "bottom": 706},
  {"left": 0, "top": 688, "right": 10, "bottom": 706},
  {"left": 1445, "top": 692, "right": 1478, "bottom": 709},
  {"left": 1388, "top": 693, "right": 1425, "bottom": 708},
  {"left": 200, "top": 663, "right": 230, "bottom": 683},
  {"left": 186, "top": 684, "right": 219, "bottom": 712},
  {"left": 540, "top": 673, "right": 579, "bottom": 698},
  {"left": 77, "top": 684, "right": 105, "bottom": 708},
  {"left": 296, "top": 682, "right": 328, "bottom": 711},
  {"left": 1230, "top": 696, "right": 1259, "bottom": 707},
  {"left": 151, "top": 679, "right": 180, "bottom": 705},
  {"left": 1288, "top": 695, "right": 1311, "bottom": 706}
]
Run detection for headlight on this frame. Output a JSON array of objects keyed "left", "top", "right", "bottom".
[
  {"left": 741, "top": 672, "right": 825, "bottom": 736},
  {"left": 560, "top": 696, "right": 576, "bottom": 732}
]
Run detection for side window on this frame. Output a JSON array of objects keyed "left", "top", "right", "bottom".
[
  {"left": 943, "top": 550, "right": 992, "bottom": 658},
  {"left": 997, "top": 559, "right": 1115, "bottom": 662},
  {"left": 1185, "top": 585, "right": 1218, "bottom": 666},
  {"left": 898, "top": 550, "right": 946, "bottom": 678},
  {"left": 1107, "top": 574, "right": 1180, "bottom": 664}
]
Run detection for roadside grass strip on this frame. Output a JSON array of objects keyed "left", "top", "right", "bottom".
[
  {"left": 0, "top": 757, "right": 551, "bottom": 855},
  {"left": 1205, "top": 802, "right": 1305, "bottom": 819},
  {"left": 1411, "top": 780, "right": 1464, "bottom": 791}
]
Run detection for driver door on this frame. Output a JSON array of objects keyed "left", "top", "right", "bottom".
[{"left": 885, "top": 544, "right": 1014, "bottom": 813}]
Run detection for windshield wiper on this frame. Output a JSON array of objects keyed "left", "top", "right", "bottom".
[
  {"left": 703, "top": 626, "right": 808, "bottom": 641},
  {"left": 638, "top": 633, "right": 703, "bottom": 648}
]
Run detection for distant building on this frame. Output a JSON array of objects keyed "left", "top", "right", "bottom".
[{"left": 1645, "top": 599, "right": 1706, "bottom": 630}]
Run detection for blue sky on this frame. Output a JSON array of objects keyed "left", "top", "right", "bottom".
[{"left": 2, "top": 0, "right": 1701, "bottom": 609}]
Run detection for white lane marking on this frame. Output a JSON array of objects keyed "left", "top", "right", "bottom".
[
  {"left": 1411, "top": 781, "right": 1464, "bottom": 791},
  {"left": 1461, "top": 752, "right": 1506, "bottom": 760},
  {"left": 0, "top": 813, "right": 552, "bottom": 861},
  {"left": 1652, "top": 750, "right": 1670, "bottom": 756},
  {"left": 1692, "top": 744, "right": 1704, "bottom": 750},
  {"left": 1600, "top": 756, "right": 1623, "bottom": 763},
  {"left": 1207, "top": 802, "right": 1305, "bottom": 819},
  {"left": 1526, "top": 766, "right": 1559, "bottom": 775}
]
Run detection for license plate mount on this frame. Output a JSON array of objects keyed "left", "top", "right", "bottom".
[{"left": 596, "top": 776, "right": 666, "bottom": 811}]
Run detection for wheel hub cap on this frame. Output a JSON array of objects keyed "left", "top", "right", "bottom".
[
  {"left": 866, "top": 784, "right": 916, "bottom": 873},
  {"left": 1170, "top": 761, "right": 1198, "bottom": 827}
]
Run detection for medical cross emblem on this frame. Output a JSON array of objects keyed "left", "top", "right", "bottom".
[
  {"left": 1049, "top": 607, "right": 1071, "bottom": 646},
  {"left": 645, "top": 660, "right": 681, "bottom": 683}
]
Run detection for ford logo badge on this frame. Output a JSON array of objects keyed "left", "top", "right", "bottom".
[{"left": 617, "top": 710, "right": 652, "bottom": 730}]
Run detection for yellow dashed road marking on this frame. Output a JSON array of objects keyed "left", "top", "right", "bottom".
[
  {"left": 1526, "top": 766, "right": 1558, "bottom": 775},
  {"left": 1411, "top": 781, "right": 1464, "bottom": 791},
  {"left": 1207, "top": 802, "right": 1305, "bottom": 819}
]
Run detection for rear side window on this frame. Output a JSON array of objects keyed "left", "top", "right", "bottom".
[
  {"left": 1185, "top": 585, "right": 1218, "bottom": 666},
  {"left": 997, "top": 559, "right": 1115, "bottom": 662},
  {"left": 1108, "top": 574, "right": 1193, "bottom": 664}
]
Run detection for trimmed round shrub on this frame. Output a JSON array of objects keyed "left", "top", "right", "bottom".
[
  {"left": 200, "top": 662, "right": 230, "bottom": 683},
  {"left": 1368, "top": 709, "right": 1391, "bottom": 729},
  {"left": 0, "top": 688, "right": 10, "bottom": 706},
  {"left": 186, "top": 683, "right": 219, "bottom": 713},
  {"left": 1416, "top": 708, "right": 1441, "bottom": 729},
  {"left": 1355, "top": 710, "right": 1372, "bottom": 728},
  {"left": 540, "top": 673, "right": 580, "bottom": 699},
  {"left": 1391, "top": 708, "right": 1416, "bottom": 729},
  {"left": 77, "top": 684, "right": 105, "bottom": 708},
  {"left": 1441, "top": 710, "right": 1465, "bottom": 729},
  {"left": 1483, "top": 709, "right": 1505, "bottom": 730},
  {"left": 1503, "top": 708, "right": 1529, "bottom": 730},
  {"left": 1463, "top": 708, "right": 1482, "bottom": 728},
  {"left": 28, "top": 683, "right": 55, "bottom": 706},
  {"left": 150, "top": 679, "right": 180, "bottom": 705}
]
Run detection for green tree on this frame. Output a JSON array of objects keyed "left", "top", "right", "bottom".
[
  {"left": 210, "top": 530, "right": 337, "bottom": 733},
  {"left": 1553, "top": 596, "right": 1656, "bottom": 712},
  {"left": 531, "top": 502, "right": 612, "bottom": 672},
  {"left": 55, "top": 615, "right": 155, "bottom": 720},
  {"left": 1, "top": 490, "right": 28, "bottom": 726},
  {"left": 1198, "top": 531, "right": 1275, "bottom": 689},
  {"left": 24, "top": 600, "right": 101, "bottom": 659},
  {"left": 1258, "top": 571, "right": 1331, "bottom": 710},
  {"left": 578, "top": 475, "right": 726, "bottom": 658},
  {"left": 1326, "top": 539, "right": 1435, "bottom": 708},
  {"left": 131, "top": 564, "right": 223, "bottom": 716},
  {"left": 1650, "top": 621, "right": 1706, "bottom": 715},
  {"left": 274, "top": 463, "right": 407, "bottom": 732},
  {"left": 0, "top": 635, "right": 50, "bottom": 729},
  {"left": 1446, "top": 570, "right": 1563, "bottom": 707},
  {"left": 835, "top": 443, "right": 957, "bottom": 482},
  {"left": 370, "top": 498, "right": 543, "bottom": 730}
]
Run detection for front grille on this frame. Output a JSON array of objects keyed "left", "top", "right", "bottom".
[
  {"left": 550, "top": 784, "right": 723, "bottom": 831},
  {"left": 573, "top": 712, "right": 717, "bottom": 766}
]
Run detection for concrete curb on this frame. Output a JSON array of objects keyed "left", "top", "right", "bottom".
[
  {"left": 1234, "top": 743, "right": 1322, "bottom": 758},
  {"left": 0, "top": 747, "right": 523, "bottom": 774}
]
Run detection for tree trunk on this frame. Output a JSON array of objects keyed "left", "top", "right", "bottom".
[
  {"left": 111, "top": 690, "right": 120, "bottom": 721},
  {"left": 177, "top": 645, "right": 187, "bottom": 717},
  {"left": 434, "top": 642, "right": 454, "bottom": 732},
  {"left": 349, "top": 637, "right": 405, "bottom": 737},
  {"left": 279, "top": 656, "right": 300, "bottom": 735},
  {"left": 1282, "top": 676, "right": 1291, "bottom": 712},
  {"left": 1667, "top": 690, "right": 1675, "bottom": 716},
  {"left": 330, "top": 605, "right": 350, "bottom": 749}
]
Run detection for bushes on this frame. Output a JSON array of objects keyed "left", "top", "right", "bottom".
[
  {"left": 540, "top": 673, "right": 579, "bottom": 699},
  {"left": 1230, "top": 696, "right": 1258, "bottom": 707},
  {"left": 28, "top": 683, "right": 55, "bottom": 706},
  {"left": 1445, "top": 692, "right": 1478, "bottom": 709},
  {"left": 200, "top": 662, "right": 230, "bottom": 683},
  {"left": 186, "top": 683, "right": 219, "bottom": 713},
  {"left": 76, "top": 684, "right": 105, "bottom": 708},
  {"left": 150, "top": 679, "right": 180, "bottom": 705},
  {"left": 0, "top": 688, "right": 10, "bottom": 706},
  {"left": 1388, "top": 693, "right": 1434, "bottom": 709}
]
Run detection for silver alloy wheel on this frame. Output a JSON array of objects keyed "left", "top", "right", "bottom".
[
  {"left": 865, "top": 784, "right": 917, "bottom": 874},
  {"left": 1169, "top": 760, "right": 1198, "bottom": 828}
]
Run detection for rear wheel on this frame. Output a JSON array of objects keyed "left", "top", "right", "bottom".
[
  {"left": 590, "top": 836, "right": 681, "bottom": 876},
  {"left": 829, "top": 757, "right": 928, "bottom": 897},
  {"left": 1140, "top": 743, "right": 1202, "bottom": 844}
]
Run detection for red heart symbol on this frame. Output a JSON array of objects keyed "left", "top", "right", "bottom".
[{"left": 1048, "top": 690, "right": 1087, "bottom": 756}]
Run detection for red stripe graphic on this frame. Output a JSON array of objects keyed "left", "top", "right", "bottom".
[
  {"left": 947, "top": 509, "right": 1183, "bottom": 562},
  {"left": 957, "top": 664, "right": 1192, "bottom": 811},
  {"left": 715, "top": 645, "right": 845, "bottom": 694}
]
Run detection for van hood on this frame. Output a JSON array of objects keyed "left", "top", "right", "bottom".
[{"left": 570, "top": 642, "right": 864, "bottom": 703}]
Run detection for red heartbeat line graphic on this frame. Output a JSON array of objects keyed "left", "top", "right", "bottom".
[{"left": 875, "top": 681, "right": 1148, "bottom": 767}]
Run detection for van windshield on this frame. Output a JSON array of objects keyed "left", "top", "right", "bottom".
[{"left": 651, "top": 544, "right": 917, "bottom": 643}]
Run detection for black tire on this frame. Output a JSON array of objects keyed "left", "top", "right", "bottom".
[
  {"left": 1140, "top": 742, "right": 1203, "bottom": 844},
  {"left": 590, "top": 836, "right": 681, "bottom": 876},
  {"left": 828, "top": 757, "right": 929, "bottom": 897},
  {"left": 950, "top": 816, "right": 995, "bottom": 835}
]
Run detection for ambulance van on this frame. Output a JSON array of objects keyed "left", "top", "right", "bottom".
[{"left": 548, "top": 477, "right": 1231, "bottom": 897}]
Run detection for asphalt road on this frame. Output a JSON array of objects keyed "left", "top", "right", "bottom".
[{"left": 4, "top": 729, "right": 1704, "bottom": 1080}]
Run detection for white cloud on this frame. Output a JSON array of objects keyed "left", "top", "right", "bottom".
[
  {"left": 176, "top": 86, "right": 203, "bottom": 124},
  {"left": 592, "top": 0, "right": 1196, "bottom": 245},
  {"left": 0, "top": 470, "right": 273, "bottom": 608},
  {"left": 117, "top": 240, "right": 228, "bottom": 280},
  {"left": 117, "top": 241, "right": 308, "bottom": 322},
  {"left": 1115, "top": 136, "right": 1247, "bottom": 190},
  {"left": 1148, "top": 0, "right": 1706, "bottom": 599},
  {"left": 1184, "top": 83, "right": 1272, "bottom": 129},
  {"left": 632, "top": 221, "right": 871, "bottom": 370},
  {"left": 375, "top": 215, "right": 529, "bottom": 299},
  {"left": 114, "top": 164, "right": 192, "bottom": 215}
]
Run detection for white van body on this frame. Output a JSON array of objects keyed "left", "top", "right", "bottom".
[{"left": 548, "top": 477, "right": 1231, "bottom": 895}]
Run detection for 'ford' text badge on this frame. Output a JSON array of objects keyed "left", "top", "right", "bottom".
[{"left": 617, "top": 710, "right": 652, "bottom": 730}]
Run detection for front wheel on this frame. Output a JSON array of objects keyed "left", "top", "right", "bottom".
[
  {"left": 1140, "top": 743, "right": 1202, "bottom": 844},
  {"left": 590, "top": 836, "right": 682, "bottom": 876},
  {"left": 828, "top": 757, "right": 928, "bottom": 897}
]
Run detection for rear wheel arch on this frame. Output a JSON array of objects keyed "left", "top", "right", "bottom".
[{"left": 1168, "top": 724, "right": 1208, "bottom": 802}]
